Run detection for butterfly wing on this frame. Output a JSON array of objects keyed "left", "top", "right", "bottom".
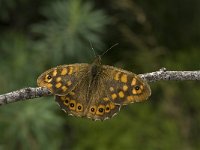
[
  {"left": 37, "top": 63, "right": 89, "bottom": 95},
  {"left": 101, "top": 65, "right": 151, "bottom": 105}
]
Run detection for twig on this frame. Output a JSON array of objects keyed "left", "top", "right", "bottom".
[
  {"left": 0, "top": 87, "right": 51, "bottom": 106},
  {"left": 139, "top": 68, "right": 200, "bottom": 82},
  {"left": 0, "top": 68, "right": 199, "bottom": 106}
]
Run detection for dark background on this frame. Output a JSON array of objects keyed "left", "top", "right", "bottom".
[{"left": 0, "top": 0, "right": 200, "bottom": 149}]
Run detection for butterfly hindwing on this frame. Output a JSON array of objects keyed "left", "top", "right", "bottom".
[
  {"left": 55, "top": 75, "right": 89, "bottom": 117},
  {"left": 86, "top": 100, "right": 121, "bottom": 121},
  {"left": 85, "top": 79, "right": 121, "bottom": 121}
]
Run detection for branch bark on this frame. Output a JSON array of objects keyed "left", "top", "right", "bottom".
[
  {"left": 0, "top": 87, "right": 51, "bottom": 106},
  {"left": 0, "top": 68, "right": 199, "bottom": 106},
  {"left": 139, "top": 68, "right": 200, "bottom": 82}
]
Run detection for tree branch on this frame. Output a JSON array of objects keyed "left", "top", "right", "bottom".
[{"left": 0, "top": 68, "right": 199, "bottom": 106}]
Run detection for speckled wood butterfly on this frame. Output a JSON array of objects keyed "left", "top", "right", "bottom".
[{"left": 37, "top": 56, "right": 151, "bottom": 121}]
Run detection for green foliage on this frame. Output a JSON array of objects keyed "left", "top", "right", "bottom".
[
  {"left": 0, "top": 99, "right": 64, "bottom": 150},
  {"left": 0, "top": 0, "right": 200, "bottom": 149},
  {"left": 32, "top": 0, "right": 109, "bottom": 64}
]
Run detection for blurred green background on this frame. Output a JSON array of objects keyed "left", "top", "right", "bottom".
[{"left": 0, "top": 0, "right": 200, "bottom": 149}]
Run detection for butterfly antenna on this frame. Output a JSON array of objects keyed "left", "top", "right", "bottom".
[
  {"left": 101, "top": 43, "right": 119, "bottom": 57},
  {"left": 89, "top": 40, "right": 97, "bottom": 57}
]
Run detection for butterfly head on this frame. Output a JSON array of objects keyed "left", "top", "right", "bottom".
[{"left": 93, "top": 55, "right": 102, "bottom": 66}]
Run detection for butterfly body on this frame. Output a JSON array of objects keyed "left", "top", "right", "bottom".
[{"left": 37, "top": 56, "right": 151, "bottom": 121}]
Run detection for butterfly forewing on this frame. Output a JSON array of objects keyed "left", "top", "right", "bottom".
[
  {"left": 101, "top": 65, "right": 151, "bottom": 105},
  {"left": 37, "top": 63, "right": 89, "bottom": 95}
]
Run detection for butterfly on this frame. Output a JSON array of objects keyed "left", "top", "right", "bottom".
[{"left": 37, "top": 55, "right": 151, "bottom": 121}]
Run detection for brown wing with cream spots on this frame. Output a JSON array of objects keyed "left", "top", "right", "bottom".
[
  {"left": 37, "top": 63, "right": 89, "bottom": 95},
  {"left": 101, "top": 65, "right": 151, "bottom": 105}
]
